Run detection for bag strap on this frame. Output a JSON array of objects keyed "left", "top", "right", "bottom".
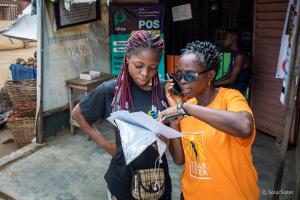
[{"left": 111, "top": 85, "right": 122, "bottom": 112}]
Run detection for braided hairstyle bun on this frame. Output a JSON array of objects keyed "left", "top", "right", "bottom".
[
  {"left": 127, "top": 31, "right": 164, "bottom": 58},
  {"left": 181, "top": 41, "right": 220, "bottom": 73}
]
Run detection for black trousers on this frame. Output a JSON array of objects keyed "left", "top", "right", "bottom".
[{"left": 180, "top": 192, "right": 184, "bottom": 200}]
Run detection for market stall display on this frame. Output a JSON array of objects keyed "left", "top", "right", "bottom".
[
  {"left": 4, "top": 80, "right": 36, "bottom": 117},
  {"left": 0, "top": 88, "right": 12, "bottom": 114},
  {"left": 16, "top": 57, "right": 37, "bottom": 68},
  {"left": 10, "top": 64, "right": 37, "bottom": 81},
  {"left": 7, "top": 112, "right": 35, "bottom": 148},
  {"left": 4, "top": 80, "right": 36, "bottom": 148},
  {"left": 9, "top": 55, "right": 37, "bottom": 81}
]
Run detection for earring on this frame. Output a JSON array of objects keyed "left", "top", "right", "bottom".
[{"left": 208, "top": 81, "right": 211, "bottom": 86}]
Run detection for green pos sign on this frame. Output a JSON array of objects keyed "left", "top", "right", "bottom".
[{"left": 109, "top": 4, "right": 165, "bottom": 77}]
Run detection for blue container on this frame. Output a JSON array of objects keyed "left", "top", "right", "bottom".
[{"left": 9, "top": 64, "right": 37, "bottom": 80}]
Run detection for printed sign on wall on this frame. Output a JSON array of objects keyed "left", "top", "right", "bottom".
[
  {"left": 276, "top": 0, "right": 300, "bottom": 104},
  {"left": 109, "top": 3, "right": 165, "bottom": 76},
  {"left": 54, "top": 0, "right": 101, "bottom": 30}
]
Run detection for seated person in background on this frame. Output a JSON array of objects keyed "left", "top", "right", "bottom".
[{"left": 214, "top": 29, "right": 251, "bottom": 94}]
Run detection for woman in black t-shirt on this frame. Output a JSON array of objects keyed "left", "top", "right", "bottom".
[{"left": 72, "top": 31, "right": 172, "bottom": 200}]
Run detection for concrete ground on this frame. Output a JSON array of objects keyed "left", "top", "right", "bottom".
[
  {"left": 0, "top": 47, "right": 36, "bottom": 88},
  {"left": 0, "top": 120, "right": 297, "bottom": 200},
  {"left": 254, "top": 133, "right": 296, "bottom": 200}
]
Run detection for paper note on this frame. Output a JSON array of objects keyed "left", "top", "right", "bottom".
[
  {"left": 107, "top": 111, "right": 183, "bottom": 139},
  {"left": 172, "top": 4, "right": 192, "bottom": 22}
]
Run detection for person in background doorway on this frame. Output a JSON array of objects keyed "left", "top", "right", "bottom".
[
  {"left": 160, "top": 41, "right": 259, "bottom": 200},
  {"left": 72, "top": 31, "right": 172, "bottom": 200},
  {"left": 214, "top": 29, "right": 251, "bottom": 95}
]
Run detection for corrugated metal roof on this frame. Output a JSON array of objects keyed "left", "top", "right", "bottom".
[{"left": 252, "top": 0, "right": 288, "bottom": 138}]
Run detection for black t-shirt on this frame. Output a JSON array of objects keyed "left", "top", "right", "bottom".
[
  {"left": 79, "top": 79, "right": 172, "bottom": 200},
  {"left": 225, "top": 49, "right": 251, "bottom": 94}
]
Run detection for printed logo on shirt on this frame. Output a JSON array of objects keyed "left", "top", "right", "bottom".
[
  {"left": 183, "top": 132, "right": 211, "bottom": 180},
  {"left": 147, "top": 110, "right": 158, "bottom": 119}
]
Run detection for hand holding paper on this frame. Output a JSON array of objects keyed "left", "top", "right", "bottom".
[
  {"left": 107, "top": 111, "right": 183, "bottom": 165},
  {"left": 107, "top": 111, "right": 183, "bottom": 139}
]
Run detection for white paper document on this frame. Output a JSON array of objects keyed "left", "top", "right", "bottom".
[
  {"left": 114, "top": 119, "right": 157, "bottom": 164},
  {"left": 172, "top": 4, "right": 192, "bottom": 22},
  {"left": 107, "top": 111, "right": 183, "bottom": 139}
]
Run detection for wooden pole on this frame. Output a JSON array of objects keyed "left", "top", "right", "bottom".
[
  {"left": 296, "top": 81, "right": 300, "bottom": 200},
  {"left": 0, "top": 189, "right": 17, "bottom": 200},
  {"left": 271, "top": 17, "right": 300, "bottom": 200},
  {"left": 36, "top": 0, "right": 45, "bottom": 144},
  {"left": 296, "top": 121, "right": 300, "bottom": 200}
]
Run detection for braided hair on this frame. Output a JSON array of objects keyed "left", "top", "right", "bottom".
[
  {"left": 112, "top": 30, "right": 165, "bottom": 111},
  {"left": 181, "top": 41, "right": 220, "bottom": 73}
]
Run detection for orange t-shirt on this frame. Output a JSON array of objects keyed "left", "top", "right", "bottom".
[{"left": 180, "top": 88, "right": 259, "bottom": 200}]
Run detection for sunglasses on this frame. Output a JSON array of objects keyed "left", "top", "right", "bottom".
[{"left": 171, "top": 69, "right": 211, "bottom": 83}]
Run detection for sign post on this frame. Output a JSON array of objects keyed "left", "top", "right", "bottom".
[{"left": 276, "top": 0, "right": 300, "bottom": 104}]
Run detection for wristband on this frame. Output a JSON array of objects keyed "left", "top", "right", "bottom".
[{"left": 176, "top": 101, "right": 187, "bottom": 115}]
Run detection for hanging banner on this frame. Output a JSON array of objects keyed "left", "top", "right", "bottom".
[
  {"left": 109, "top": 3, "right": 165, "bottom": 76},
  {"left": 276, "top": 0, "right": 300, "bottom": 104}
]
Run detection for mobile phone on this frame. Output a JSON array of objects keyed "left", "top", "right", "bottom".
[
  {"left": 161, "top": 111, "right": 183, "bottom": 124},
  {"left": 166, "top": 73, "right": 183, "bottom": 96}
]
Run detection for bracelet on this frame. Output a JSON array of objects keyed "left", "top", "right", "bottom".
[{"left": 176, "top": 101, "right": 187, "bottom": 115}]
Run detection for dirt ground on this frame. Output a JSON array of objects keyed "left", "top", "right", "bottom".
[
  {"left": 0, "top": 21, "right": 24, "bottom": 51},
  {"left": 0, "top": 126, "right": 17, "bottom": 158},
  {"left": 0, "top": 47, "right": 36, "bottom": 88}
]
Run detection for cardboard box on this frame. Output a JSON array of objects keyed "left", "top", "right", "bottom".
[{"left": 79, "top": 71, "right": 101, "bottom": 80}]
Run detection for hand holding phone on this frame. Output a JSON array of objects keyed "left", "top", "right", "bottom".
[
  {"left": 166, "top": 74, "right": 183, "bottom": 96},
  {"left": 161, "top": 110, "right": 184, "bottom": 124}
]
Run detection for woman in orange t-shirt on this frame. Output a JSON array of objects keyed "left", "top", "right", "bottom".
[{"left": 160, "top": 41, "right": 259, "bottom": 200}]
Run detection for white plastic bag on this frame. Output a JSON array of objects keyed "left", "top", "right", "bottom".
[{"left": 114, "top": 119, "right": 166, "bottom": 165}]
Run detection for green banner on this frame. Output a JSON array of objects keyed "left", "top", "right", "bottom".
[{"left": 109, "top": 4, "right": 165, "bottom": 76}]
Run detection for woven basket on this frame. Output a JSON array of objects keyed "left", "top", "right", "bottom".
[
  {"left": 4, "top": 80, "right": 36, "bottom": 117},
  {"left": 7, "top": 117, "right": 35, "bottom": 148}
]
